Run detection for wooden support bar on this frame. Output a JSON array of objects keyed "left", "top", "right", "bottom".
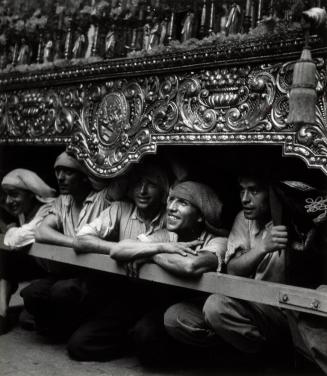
[{"left": 1, "top": 238, "right": 327, "bottom": 317}]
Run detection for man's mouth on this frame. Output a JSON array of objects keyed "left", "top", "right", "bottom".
[
  {"left": 167, "top": 213, "right": 180, "bottom": 221},
  {"left": 8, "top": 204, "right": 18, "bottom": 212},
  {"left": 137, "top": 197, "right": 150, "bottom": 203}
]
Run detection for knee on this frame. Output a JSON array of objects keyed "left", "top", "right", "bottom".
[
  {"left": 203, "top": 294, "right": 230, "bottom": 331},
  {"left": 164, "top": 304, "right": 183, "bottom": 336},
  {"left": 20, "top": 279, "right": 49, "bottom": 306},
  {"left": 50, "top": 279, "right": 82, "bottom": 305},
  {"left": 132, "top": 314, "right": 162, "bottom": 348},
  {"left": 67, "top": 329, "right": 88, "bottom": 361}
]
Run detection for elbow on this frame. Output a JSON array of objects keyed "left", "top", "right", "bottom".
[
  {"left": 181, "top": 260, "right": 203, "bottom": 278},
  {"left": 226, "top": 262, "right": 239, "bottom": 276},
  {"left": 226, "top": 264, "right": 235, "bottom": 275}
]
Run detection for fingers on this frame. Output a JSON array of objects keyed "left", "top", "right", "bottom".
[
  {"left": 270, "top": 226, "right": 288, "bottom": 244},
  {"left": 216, "top": 253, "right": 223, "bottom": 273},
  {"left": 186, "top": 240, "right": 204, "bottom": 248},
  {"left": 125, "top": 261, "right": 143, "bottom": 278},
  {"left": 181, "top": 246, "right": 198, "bottom": 256}
]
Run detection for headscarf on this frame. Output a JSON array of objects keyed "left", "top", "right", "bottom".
[
  {"left": 54, "top": 151, "right": 86, "bottom": 174},
  {"left": 1, "top": 169, "right": 56, "bottom": 203},
  {"left": 54, "top": 151, "right": 113, "bottom": 192},
  {"left": 170, "top": 181, "right": 223, "bottom": 234}
]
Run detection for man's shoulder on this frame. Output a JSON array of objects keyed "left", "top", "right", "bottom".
[
  {"left": 50, "top": 195, "right": 71, "bottom": 211},
  {"left": 140, "top": 229, "right": 177, "bottom": 243}
]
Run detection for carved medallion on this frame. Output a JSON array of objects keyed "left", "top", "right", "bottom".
[
  {"left": 0, "top": 50, "right": 326, "bottom": 177},
  {"left": 96, "top": 92, "right": 128, "bottom": 146}
]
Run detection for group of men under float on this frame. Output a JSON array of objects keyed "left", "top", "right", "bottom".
[{"left": 0, "top": 150, "right": 326, "bottom": 373}]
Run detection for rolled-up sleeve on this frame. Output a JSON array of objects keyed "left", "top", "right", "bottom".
[
  {"left": 225, "top": 211, "right": 249, "bottom": 263},
  {"left": 202, "top": 236, "right": 228, "bottom": 256},
  {"left": 77, "top": 202, "right": 121, "bottom": 239}
]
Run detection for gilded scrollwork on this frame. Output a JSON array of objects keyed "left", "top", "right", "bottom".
[{"left": 0, "top": 51, "right": 326, "bottom": 177}]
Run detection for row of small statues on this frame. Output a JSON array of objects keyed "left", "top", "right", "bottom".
[
  {"left": 1, "top": 0, "right": 294, "bottom": 68},
  {"left": 3, "top": 10, "right": 201, "bottom": 67}
]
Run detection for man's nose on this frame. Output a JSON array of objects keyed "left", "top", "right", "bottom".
[
  {"left": 241, "top": 191, "right": 250, "bottom": 203},
  {"left": 57, "top": 171, "right": 65, "bottom": 181},
  {"left": 5, "top": 195, "right": 13, "bottom": 205},
  {"left": 167, "top": 199, "right": 177, "bottom": 211},
  {"left": 139, "top": 182, "right": 147, "bottom": 195}
]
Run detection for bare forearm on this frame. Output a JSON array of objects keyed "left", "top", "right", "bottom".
[
  {"left": 227, "top": 248, "right": 266, "bottom": 277},
  {"left": 111, "top": 239, "right": 163, "bottom": 261},
  {"left": 35, "top": 226, "right": 74, "bottom": 248},
  {"left": 74, "top": 235, "right": 117, "bottom": 255},
  {"left": 153, "top": 252, "right": 217, "bottom": 278}
]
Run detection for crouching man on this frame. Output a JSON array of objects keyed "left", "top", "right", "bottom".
[
  {"left": 201, "top": 172, "right": 291, "bottom": 364},
  {"left": 20, "top": 151, "right": 121, "bottom": 339},
  {"left": 111, "top": 181, "right": 228, "bottom": 365}
]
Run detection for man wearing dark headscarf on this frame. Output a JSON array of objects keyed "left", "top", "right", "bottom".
[{"left": 109, "top": 181, "right": 228, "bottom": 365}]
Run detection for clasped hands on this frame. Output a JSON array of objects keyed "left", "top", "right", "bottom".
[{"left": 124, "top": 239, "right": 203, "bottom": 278}]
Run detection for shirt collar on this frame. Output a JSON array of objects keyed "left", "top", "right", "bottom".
[
  {"left": 252, "top": 219, "right": 273, "bottom": 236},
  {"left": 61, "top": 191, "right": 96, "bottom": 207},
  {"left": 131, "top": 206, "right": 165, "bottom": 226}
]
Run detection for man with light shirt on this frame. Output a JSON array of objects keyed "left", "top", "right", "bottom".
[
  {"left": 110, "top": 181, "right": 228, "bottom": 365},
  {"left": 20, "top": 151, "right": 122, "bottom": 339}
]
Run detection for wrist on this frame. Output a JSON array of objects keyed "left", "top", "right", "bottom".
[
  {"left": 257, "top": 243, "right": 269, "bottom": 256},
  {"left": 157, "top": 243, "right": 164, "bottom": 253}
]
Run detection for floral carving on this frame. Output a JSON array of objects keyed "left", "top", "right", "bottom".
[{"left": 0, "top": 53, "right": 327, "bottom": 177}]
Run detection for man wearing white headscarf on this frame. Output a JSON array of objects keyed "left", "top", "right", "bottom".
[{"left": 0, "top": 168, "right": 56, "bottom": 334}]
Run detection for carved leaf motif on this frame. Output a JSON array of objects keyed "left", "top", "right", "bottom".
[{"left": 122, "top": 82, "right": 144, "bottom": 136}]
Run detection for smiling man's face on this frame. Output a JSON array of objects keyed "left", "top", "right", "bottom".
[
  {"left": 3, "top": 186, "right": 34, "bottom": 217},
  {"left": 166, "top": 195, "right": 202, "bottom": 233}
]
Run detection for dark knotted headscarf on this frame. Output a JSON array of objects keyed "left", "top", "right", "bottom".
[{"left": 170, "top": 181, "right": 223, "bottom": 235}]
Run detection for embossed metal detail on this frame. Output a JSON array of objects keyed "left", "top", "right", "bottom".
[
  {"left": 0, "top": 52, "right": 326, "bottom": 177},
  {"left": 67, "top": 57, "right": 327, "bottom": 177}
]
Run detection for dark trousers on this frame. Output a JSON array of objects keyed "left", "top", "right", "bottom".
[
  {"left": 0, "top": 249, "right": 46, "bottom": 284},
  {"left": 67, "top": 282, "right": 193, "bottom": 362},
  {"left": 21, "top": 272, "right": 126, "bottom": 339},
  {"left": 21, "top": 277, "right": 90, "bottom": 337}
]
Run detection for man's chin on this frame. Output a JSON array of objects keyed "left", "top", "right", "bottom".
[
  {"left": 166, "top": 222, "right": 178, "bottom": 232},
  {"left": 8, "top": 209, "right": 20, "bottom": 217},
  {"left": 243, "top": 210, "right": 255, "bottom": 219},
  {"left": 136, "top": 202, "right": 150, "bottom": 210}
]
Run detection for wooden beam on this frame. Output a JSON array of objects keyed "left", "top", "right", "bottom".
[{"left": 1, "top": 238, "right": 327, "bottom": 316}]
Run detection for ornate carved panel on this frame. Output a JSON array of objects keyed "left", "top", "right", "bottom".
[
  {"left": 0, "top": 45, "right": 326, "bottom": 177},
  {"left": 67, "top": 57, "right": 327, "bottom": 177}
]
